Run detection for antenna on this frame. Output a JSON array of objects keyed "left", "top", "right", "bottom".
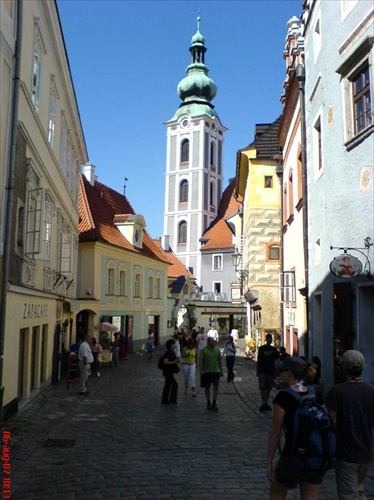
[{"left": 124, "top": 177, "right": 128, "bottom": 196}]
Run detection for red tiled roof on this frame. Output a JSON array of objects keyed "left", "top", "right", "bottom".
[
  {"left": 200, "top": 178, "right": 242, "bottom": 251},
  {"left": 79, "top": 175, "right": 168, "bottom": 263},
  {"left": 153, "top": 239, "right": 195, "bottom": 279}
]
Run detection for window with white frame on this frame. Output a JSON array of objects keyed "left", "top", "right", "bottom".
[
  {"left": 134, "top": 272, "right": 141, "bottom": 297},
  {"left": 119, "top": 270, "right": 126, "bottom": 296},
  {"left": 156, "top": 277, "right": 161, "bottom": 299},
  {"left": 148, "top": 275, "right": 154, "bottom": 298},
  {"left": 48, "top": 83, "right": 57, "bottom": 147},
  {"left": 43, "top": 196, "right": 54, "bottom": 268},
  {"left": 313, "top": 116, "right": 323, "bottom": 174},
  {"left": 31, "top": 48, "right": 42, "bottom": 113},
  {"left": 179, "top": 180, "right": 188, "bottom": 203},
  {"left": 178, "top": 221, "right": 187, "bottom": 244},
  {"left": 210, "top": 141, "right": 216, "bottom": 167},
  {"left": 181, "top": 139, "right": 189, "bottom": 163},
  {"left": 213, "top": 281, "right": 221, "bottom": 293},
  {"left": 59, "top": 118, "right": 66, "bottom": 174},
  {"left": 212, "top": 254, "right": 223, "bottom": 271},
  {"left": 25, "top": 187, "right": 42, "bottom": 256},
  {"left": 337, "top": 38, "right": 373, "bottom": 149},
  {"left": 279, "top": 271, "right": 296, "bottom": 303},
  {"left": 107, "top": 267, "right": 114, "bottom": 295},
  {"left": 59, "top": 230, "right": 71, "bottom": 275},
  {"left": 210, "top": 181, "right": 215, "bottom": 206}
]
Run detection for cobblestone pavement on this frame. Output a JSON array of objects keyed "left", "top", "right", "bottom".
[{"left": 3, "top": 341, "right": 374, "bottom": 499}]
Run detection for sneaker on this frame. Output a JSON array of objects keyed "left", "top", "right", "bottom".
[
  {"left": 207, "top": 402, "right": 213, "bottom": 411},
  {"left": 97, "top": 372, "right": 100, "bottom": 377},
  {"left": 212, "top": 405, "right": 219, "bottom": 412}
]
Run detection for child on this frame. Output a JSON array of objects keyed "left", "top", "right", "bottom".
[{"left": 146, "top": 334, "right": 154, "bottom": 359}]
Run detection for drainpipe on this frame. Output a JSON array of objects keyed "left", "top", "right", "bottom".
[
  {"left": 296, "top": 63, "right": 310, "bottom": 358},
  {"left": 0, "top": 0, "right": 23, "bottom": 397}
]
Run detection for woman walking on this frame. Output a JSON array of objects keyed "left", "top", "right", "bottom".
[
  {"left": 266, "top": 356, "right": 326, "bottom": 499},
  {"left": 182, "top": 338, "right": 197, "bottom": 396},
  {"left": 161, "top": 339, "right": 180, "bottom": 405},
  {"left": 223, "top": 335, "right": 236, "bottom": 382}
]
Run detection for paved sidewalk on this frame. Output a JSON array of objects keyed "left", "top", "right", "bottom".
[{"left": 2, "top": 343, "right": 374, "bottom": 499}]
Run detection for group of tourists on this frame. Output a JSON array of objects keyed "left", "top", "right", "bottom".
[{"left": 256, "top": 333, "right": 373, "bottom": 500}]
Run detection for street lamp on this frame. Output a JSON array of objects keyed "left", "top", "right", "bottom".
[{"left": 231, "top": 249, "right": 242, "bottom": 272}]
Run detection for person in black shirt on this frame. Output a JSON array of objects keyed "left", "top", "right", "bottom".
[
  {"left": 256, "top": 333, "right": 279, "bottom": 412},
  {"left": 161, "top": 339, "right": 180, "bottom": 405}
]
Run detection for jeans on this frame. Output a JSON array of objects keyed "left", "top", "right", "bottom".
[
  {"left": 162, "top": 373, "right": 178, "bottom": 403},
  {"left": 336, "top": 460, "right": 369, "bottom": 500},
  {"left": 183, "top": 363, "right": 196, "bottom": 389},
  {"left": 79, "top": 361, "right": 90, "bottom": 392},
  {"left": 112, "top": 346, "right": 120, "bottom": 367},
  {"left": 226, "top": 355, "right": 236, "bottom": 382}
]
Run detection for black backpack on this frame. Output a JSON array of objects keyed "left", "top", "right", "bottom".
[
  {"left": 157, "top": 355, "right": 164, "bottom": 370},
  {"left": 284, "top": 387, "right": 336, "bottom": 471}
]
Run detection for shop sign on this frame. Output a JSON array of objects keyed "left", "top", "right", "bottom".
[
  {"left": 23, "top": 303, "right": 48, "bottom": 320},
  {"left": 329, "top": 253, "right": 363, "bottom": 278}
]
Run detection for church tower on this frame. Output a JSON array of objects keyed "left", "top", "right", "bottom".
[{"left": 163, "top": 16, "right": 226, "bottom": 286}]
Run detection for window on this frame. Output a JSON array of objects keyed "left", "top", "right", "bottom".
[
  {"left": 353, "top": 64, "right": 371, "bottom": 134},
  {"left": 178, "top": 221, "right": 187, "bottom": 244},
  {"left": 287, "top": 170, "right": 294, "bottom": 223},
  {"left": 279, "top": 271, "right": 296, "bottom": 303},
  {"left": 210, "top": 142, "right": 216, "bottom": 166},
  {"left": 156, "top": 277, "right": 161, "bottom": 299},
  {"left": 179, "top": 180, "right": 188, "bottom": 203},
  {"left": 267, "top": 244, "right": 280, "bottom": 261},
  {"left": 181, "top": 139, "right": 189, "bottom": 163},
  {"left": 313, "top": 18, "right": 321, "bottom": 61},
  {"left": 148, "top": 275, "right": 154, "bottom": 298},
  {"left": 31, "top": 48, "right": 42, "bottom": 113},
  {"left": 212, "top": 254, "right": 223, "bottom": 271},
  {"left": 210, "top": 182, "right": 215, "bottom": 206},
  {"left": 134, "top": 272, "right": 141, "bottom": 297},
  {"left": 59, "top": 119, "right": 66, "bottom": 174},
  {"left": 48, "top": 86, "right": 57, "bottom": 147},
  {"left": 43, "top": 198, "right": 53, "bottom": 268},
  {"left": 17, "top": 206, "right": 24, "bottom": 248},
  {"left": 119, "top": 270, "right": 126, "bottom": 296},
  {"left": 264, "top": 176, "right": 273, "bottom": 188},
  {"left": 107, "top": 267, "right": 114, "bottom": 295},
  {"left": 213, "top": 282, "right": 221, "bottom": 293},
  {"left": 25, "top": 187, "right": 42, "bottom": 256},
  {"left": 59, "top": 230, "right": 71, "bottom": 274}
]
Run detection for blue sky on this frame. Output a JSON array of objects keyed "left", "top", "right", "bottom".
[{"left": 57, "top": 0, "right": 302, "bottom": 238}]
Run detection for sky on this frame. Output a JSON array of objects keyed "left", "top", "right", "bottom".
[{"left": 57, "top": 0, "right": 303, "bottom": 239}]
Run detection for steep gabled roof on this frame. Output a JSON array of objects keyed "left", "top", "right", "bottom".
[
  {"left": 245, "top": 116, "right": 282, "bottom": 159},
  {"left": 200, "top": 178, "right": 242, "bottom": 251},
  {"left": 153, "top": 239, "right": 195, "bottom": 280},
  {"left": 79, "top": 175, "right": 168, "bottom": 263}
]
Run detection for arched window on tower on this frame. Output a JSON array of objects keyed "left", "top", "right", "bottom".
[
  {"left": 179, "top": 180, "right": 188, "bottom": 203},
  {"left": 210, "top": 142, "right": 216, "bottom": 167},
  {"left": 210, "top": 182, "right": 215, "bottom": 207},
  {"left": 181, "top": 139, "right": 189, "bottom": 163},
  {"left": 178, "top": 221, "right": 187, "bottom": 244}
]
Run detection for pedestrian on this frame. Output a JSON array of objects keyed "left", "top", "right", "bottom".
[
  {"left": 199, "top": 336, "right": 223, "bottom": 411},
  {"left": 195, "top": 327, "right": 207, "bottom": 354},
  {"left": 181, "top": 338, "right": 197, "bottom": 396},
  {"left": 146, "top": 333, "right": 154, "bottom": 359},
  {"left": 267, "top": 356, "right": 326, "bottom": 499},
  {"left": 161, "top": 339, "right": 180, "bottom": 405},
  {"left": 223, "top": 335, "right": 237, "bottom": 382},
  {"left": 279, "top": 346, "right": 290, "bottom": 361},
  {"left": 91, "top": 337, "right": 103, "bottom": 377},
  {"left": 118, "top": 331, "right": 127, "bottom": 360},
  {"left": 325, "top": 350, "right": 374, "bottom": 500},
  {"left": 207, "top": 324, "right": 219, "bottom": 343},
  {"left": 78, "top": 334, "right": 93, "bottom": 395},
  {"left": 111, "top": 333, "right": 120, "bottom": 367},
  {"left": 70, "top": 337, "right": 82, "bottom": 353},
  {"left": 230, "top": 328, "right": 239, "bottom": 344},
  {"left": 311, "top": 356, "right": 321, "bottom": 383},
  {"left": 256, "top": 333, "right": 280, "bottom": 411}
]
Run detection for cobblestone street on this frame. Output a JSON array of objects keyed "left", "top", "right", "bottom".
[{"left": 3, "top": 343, "right": 374, "bottom": 499}]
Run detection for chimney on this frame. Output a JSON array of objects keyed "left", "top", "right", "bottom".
[
  {"left": 83, "top": 164, "right": 96, "bottom": 186},
  {"left": 161, "top": 235, "right": 170, "bottom": 251}
]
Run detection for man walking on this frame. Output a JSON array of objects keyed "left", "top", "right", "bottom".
[
  {"left": 199, "top": 336, "right": 223, "bottom": 411},
  {"left": 326, "top": 350, "right": 374, "bottom": 500},
  {"left": 207, "top": 324, "right": 219, "bottom": 343},
  {"left": 78, "top": 334, "right": 94, "bottom": 395},
  {"left": 256, "top": 333, "right": 279, "bottom": 412}
]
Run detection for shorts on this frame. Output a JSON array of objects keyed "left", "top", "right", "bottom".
[
  {"left": 275, "top": 455, "right": 326, "bottom": 489},
  {"left": 200, "top": 372, "right": 221, "bottom": 388},
  {"left": 258, "top": 373, "right": 274, "bottom": 391}
]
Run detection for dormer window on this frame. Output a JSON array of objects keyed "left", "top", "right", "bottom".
[{"left": 114, "top": 213, "right": 146, "bottom": 249}]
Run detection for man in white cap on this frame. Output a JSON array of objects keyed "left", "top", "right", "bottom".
[{"left": 326, "top": 350, "right": 374, "bottom": 500}]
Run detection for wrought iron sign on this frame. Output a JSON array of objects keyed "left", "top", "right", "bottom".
[{"left": 330, "top": 237, "right": 372, "bottom": 278}]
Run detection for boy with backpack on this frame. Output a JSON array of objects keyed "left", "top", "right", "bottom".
[{"left": 266, "top": 356, "right": 334, "bottom": 499}]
